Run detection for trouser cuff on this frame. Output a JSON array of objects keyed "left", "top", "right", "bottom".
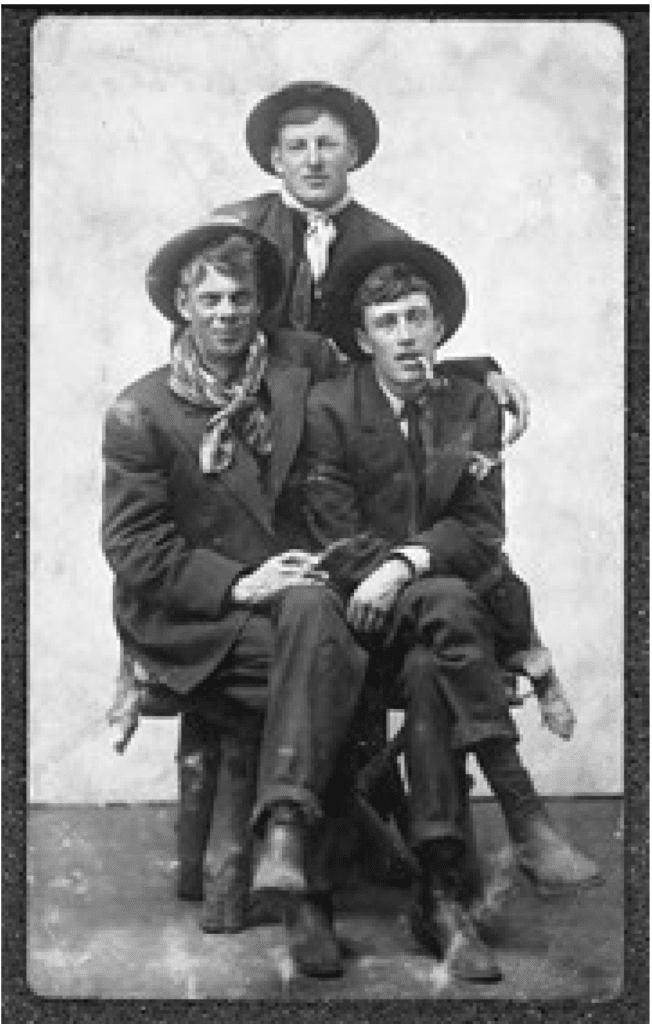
[
  {"left": 411, "top": 822, "right": 467, "bottom": 849},
  {"left": 251, "top": 784, "right": 322, "bottom": 835},
  {"left": 452, "top": 721, "right": 519, "bottom": 751}
]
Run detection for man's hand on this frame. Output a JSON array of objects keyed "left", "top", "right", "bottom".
[
  {"left": 231, "top": 551, "right": 327, "bottom": 606},
  {"left": 347, "top": 559, "right": 413, "bottom": 634},
  {"left": 485, "top": 371, "right": 530, "bottom": 446}
]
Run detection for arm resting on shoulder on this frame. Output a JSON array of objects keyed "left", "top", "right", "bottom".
[
  {"left": 439, "top": 356, "right": 530, "bottom": 444},
  {"left": 437, "top": 355, "right": 501, "bottom": 383}
]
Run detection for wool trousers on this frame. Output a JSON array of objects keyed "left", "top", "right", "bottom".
[
  {"left": 187, "top": 585, "right": 367, "bottom": 832},
  {"left": 374, "top": 576, "right": 519, "bottom": 849}
]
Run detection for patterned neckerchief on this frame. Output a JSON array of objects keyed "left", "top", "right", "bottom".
[{"left": 168, "top": 326, "right": 272, "bottom": 474}]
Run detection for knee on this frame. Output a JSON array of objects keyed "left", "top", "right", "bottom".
[
  {"left": 402, "top": 576, "right": 480, "bottom": 621},
  {"left": 418, "top": 576, "right": 477, "bottom": 606},
  {"left": 277, "top": 584, "right": 345, "bottom": 626}
]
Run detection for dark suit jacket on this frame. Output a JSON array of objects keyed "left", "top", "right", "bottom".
[
  {"left": 102, "top": 357, "right": 311, "bottom": 695},
  {"left": 213, "top": 191, "right": 500, "bottom": 382},
  {"left": 302, "top": 363, "right": 505, "bottom": 596}
]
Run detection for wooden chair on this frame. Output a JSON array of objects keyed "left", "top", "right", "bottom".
[{"left": 108, "top": 648, "right": 270, "bottom": 928}]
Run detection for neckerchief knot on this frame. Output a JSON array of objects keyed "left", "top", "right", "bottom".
[{"left": 169, "top": 327, "right": 272, "bottom": 474}]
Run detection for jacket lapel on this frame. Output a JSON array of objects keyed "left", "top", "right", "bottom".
[
  {"left": 329, "top": 202, "right": 372, "bottom": 271},
  {"left": 216, "top": 361, "right": 310, "bottom": 534},
  {"left": 266, "top": 361, "right": 310, "bottom": 501},
  {"left": 358, "top": 363, "right": 409, "bottom": 455},
  {"left": 257, "top": 195, "right": 296, "bottom": 301},
  {"left": 214, "top": 432, "right": 275, "bottom": 537},
  {"left": 357, "top": 365, "right": 419, "bottom": 527},
  {"left": 421, "top": 389, "right": 475, "bottom": 520}
]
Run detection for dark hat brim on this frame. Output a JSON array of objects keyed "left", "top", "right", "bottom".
[
  {"left": 328, "top": 239, "right": 467, "bottom": 350},
  {"left": 146, "top": 218, "right": 285, "bottom": 323},
  {"left": 246, "top": 81, "right": 379, "bottom": 175}
]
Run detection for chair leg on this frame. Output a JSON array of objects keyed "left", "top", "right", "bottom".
[
  {"left": 176, "top": 712, "right": 220, "bottom": 901},
  {"left": 201, "top": 714, "right": 261, "bottom": 933}
]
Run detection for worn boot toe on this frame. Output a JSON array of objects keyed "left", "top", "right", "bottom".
[
  {"left": 411, "top": 894, "right": 502, "bottom": 983},
  {"left": 516, "top": 814, "right": 603, "bottom": 894},
  {"left": 538, "top": 675, "right": 576, "bottom": 740}
]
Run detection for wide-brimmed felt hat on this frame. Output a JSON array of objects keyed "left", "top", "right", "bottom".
[
  {"left": 146, "top": 217, "right": 285, "bottom": 322},
  {"left": 328, "top": 238, "right": 467, "bottom": 348},
  {"left": 246, "top": 80, "right": 379, "bottom": 175}
]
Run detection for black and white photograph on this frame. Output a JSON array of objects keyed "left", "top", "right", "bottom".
[{"left": 23, "top": 12, "right": 630, "bottom": 1003}]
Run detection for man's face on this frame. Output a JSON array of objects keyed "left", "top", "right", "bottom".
[
  {"left": 271, "top": 111, "right": 358, "bottom": 210},
  {"left": 175, "top": 264, "right": 259, "bottom": 373},
  {"left": 358, "top": 291, "right": 445, "bottom": 398}
]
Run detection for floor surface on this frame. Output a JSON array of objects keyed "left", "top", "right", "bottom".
[{"left": 28, "top": 797, "right": 623, "bottom": 1001}]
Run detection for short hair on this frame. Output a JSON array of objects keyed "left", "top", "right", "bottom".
[
  {"left": 275, "top": 104, "right": 352, "bottom": 146},
  {"left": 353, "top": 262, "right": 444, "bottom": 327},
  {"left": 178, "top": 235, "right": 260, "bottom": 297}
]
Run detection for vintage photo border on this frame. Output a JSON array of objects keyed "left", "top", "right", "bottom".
[{"left": 3, "top": 5, "right": 648, "bottom": 1021}]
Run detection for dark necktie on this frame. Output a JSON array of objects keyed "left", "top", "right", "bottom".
[{"left": 403, "top": 400, "right": 426, "bottom": 511}]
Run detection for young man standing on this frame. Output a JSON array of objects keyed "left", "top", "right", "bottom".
[{"left": 214, "top": 79, "right": 529, "bottom": 432}]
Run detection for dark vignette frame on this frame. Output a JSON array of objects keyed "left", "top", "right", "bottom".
[{"left": 2, "top": 5, "right": 647, "bottom": 1022}]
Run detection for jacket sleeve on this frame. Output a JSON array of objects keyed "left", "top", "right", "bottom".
[
  {"left": 437, "top": 355, "right": 502, "bottom": 383},
  {"left": 413, "top": 389, "right": 505, "bottom": 579},
  {"left": 102, "top": 397, "right": 244, "bottom": 617},
  {"left": 302, "top": 392, "right": 392, "bottom": 593}
]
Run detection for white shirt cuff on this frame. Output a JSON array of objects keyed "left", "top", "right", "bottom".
[{"left": 391, "top": 545, "right": 430, "bottom": 576}]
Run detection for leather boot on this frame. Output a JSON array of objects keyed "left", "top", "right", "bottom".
[
  {"left": 535, "top": 669, "right": 576, "bottom": 741},
  {"left": 251, "top": 802, "right": 307, "bottom": 896},
  {"left": 201, "top": 723, "right": 260, "bottom": 933},
  {"left": 286, "top": 893, "right": 343, "bottom": 978},
  {"left": 410, "top": 874, "right": 502, "bottom": 983},
  {"left": 514, "top": 810, "right": 603, "bottom": 894},
  {"left": 176, "top": 714, "right": 219, "bottom": 901}
]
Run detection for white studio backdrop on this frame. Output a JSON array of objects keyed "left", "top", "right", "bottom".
[{"left": 30, "top": 17, "right": 624, "bottom": 803}]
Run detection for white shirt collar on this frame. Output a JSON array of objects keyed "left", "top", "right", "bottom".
[
  {"left": 280, "top": 185, "right": 353, "bottom": 220},
  {"left": 376, "top": 376, "right": 406, "bottom": 418}
]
